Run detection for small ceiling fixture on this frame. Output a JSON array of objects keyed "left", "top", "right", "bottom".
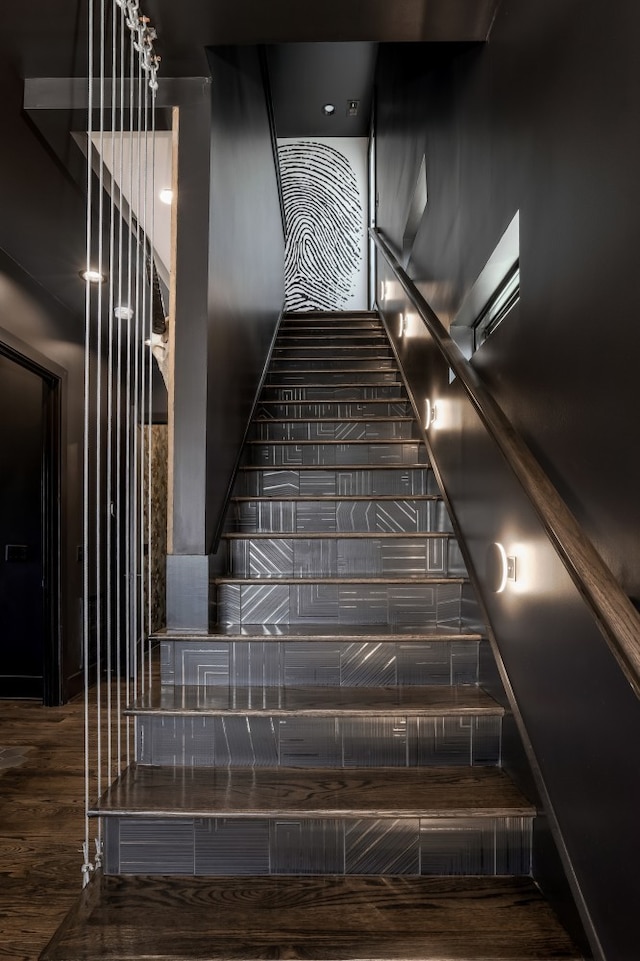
[
  {"left": 322, "top": 103, "right": 336, "bottom": 116},
  {"left": 80, "top": 268, "right": 106, "bottom": 284},
  {"left": 159, "top": 186, "right": 173, "bottom": 205}
]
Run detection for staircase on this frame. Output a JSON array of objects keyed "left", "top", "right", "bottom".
[{"left": 42, "top": 312, "right": 580, "bottom": 960}]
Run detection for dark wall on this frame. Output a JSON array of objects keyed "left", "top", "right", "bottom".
[
  {"left": 376, "top": 0, "right": 640, "bottom": 602},
  {"left": 205, "top": 46, "right": 285, "bottom": 551},
  {"left": 375, "top": 5, "right": 640, "bottom": 959}
]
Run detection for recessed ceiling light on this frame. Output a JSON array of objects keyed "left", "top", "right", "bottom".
[
  {"left": 159, "top": 186, "right": 173, "bottom": 205},
  {"left": 322, "top": 103, "right": 336, "bottom": 116},
  {"left": 114, "top": 305, "right": 134, "bottom": 321},
  {"left": 80, "top": 269, "right": 106, "bottom": 284}
]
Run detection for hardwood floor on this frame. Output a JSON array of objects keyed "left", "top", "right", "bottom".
[{"left": 0, "top": 696, "right": 86, "bottom": 961}]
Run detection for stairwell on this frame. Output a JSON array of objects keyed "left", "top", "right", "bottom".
[{"left": 42, "top": 311, "right": 580, "bottom": 960}]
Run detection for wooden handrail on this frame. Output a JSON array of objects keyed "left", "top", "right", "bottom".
[{"left": 371, "top": 227, "right": 640, "bottom": 698}]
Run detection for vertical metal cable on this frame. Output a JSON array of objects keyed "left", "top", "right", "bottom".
[
  {"left": 124, "top": 22, "right": 135, "bottom": 766},
  {"left": 114, "top": 0, "right": 126, "bottom": 777},
  {"left": 131, "top": 50, "right": 142, "bottom": 714},
  {"left": 82, "top": 0, "right": 95, "bottom": 890},
  {"left": 139, "top": 74, "right": 148, "bottom": 697},
  {"left": 147, "top": 83, "right": 156, "bottom": 687}
]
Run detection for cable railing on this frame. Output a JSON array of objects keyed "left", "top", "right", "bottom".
[
  {"left": 81, "top": 0, "right": 163, "bottom": 885},
  {"left": 370, "top": 226, "right": 640, "bottom": 699}
]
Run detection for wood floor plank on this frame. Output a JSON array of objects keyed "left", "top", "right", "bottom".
[
  {"left": 40, "top": 874, "right": 581, "bottom": 961},
  {"left": 125, "top": 684, "right": 503, "bottom": 718},
  {"left": 93, "top": 765, "right": 534, "bottom": 819}
]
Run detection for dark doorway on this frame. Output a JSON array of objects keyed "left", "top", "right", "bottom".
[{"left": 0, "top": 348, "right": 60, "bottom": 702}]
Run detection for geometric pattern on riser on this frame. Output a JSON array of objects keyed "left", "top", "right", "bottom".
[
  {"left": 270, "top": 358, "right": 395, "bottom": 371},
  {"left": 226, "top": 537, "right": 465, "bottom": 578},
  {"left": 248, "top": 443, "right": 427, "bottom": 467},
  {"left": 260, "top": 385, "right": 407, "bottom": 401},
  {"left": 256, "top": 402, "right": 412, "bottom": 418},
  {"left": 159, "top": 639, "right": 480, "bottom": 688},
  {"left": 253, "top": 421, "right": 415, "bottom": 441},
  {"left": 136, "top": 714, "right": 501, "bottom": 767},
  {"left": 268, "top": 372, "right": 401, "bottom": 385},
  {"left": 216, "top": 582, "right": 464, "bottom": 627},
  {"left": 229, "top": 499, "right": 452, "bottom": 534},
  {"left": 104, "top": 816, "right": 532, "bottom": 876},
  {"left": 236, "top": 468, "right": 439, "bottom": 497}
]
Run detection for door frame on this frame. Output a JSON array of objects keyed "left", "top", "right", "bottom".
[{"left": 0, "top": 336, "right": 62, "bottom": 705}]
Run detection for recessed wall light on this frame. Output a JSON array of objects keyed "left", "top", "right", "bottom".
[
  {"left": 424, "top": 399, "right": 438, "bottom": 428},
  {"left": 486, "top": 542, "right": 517, "bottom": 593},
  {"left": 159, "top": 186, "right": 173, "bottom": 205},
  {"left": 114, "top": 305, "right": 134, "bottom": 321},
  {"left": 322, "top": 103, "right": 336, "bottom": 116},
  {"left": 80, "top": 269, "right": 106, "bottom": 284}
]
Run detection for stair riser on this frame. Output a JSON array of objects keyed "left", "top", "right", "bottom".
[
  {"left": 275, "top": 336, "right": 389, "bottom": 348},
  {"left": 248, "top": 443, "right": 427, "bottom": 467},
  {"left": 136, "top": 714, "right": 501, "bottom": 768},
  {"left": 270, "top": 359, "right": 396, "bottom": 372},
  {"left": 257, "top": 402, "right": 412, "bottom": 418},
  {"left": 229, "top": 499, "right": 452, "bottom": 534},
  {"left": 260, "top": 385, "right": 406, "bottom": 401},
  {"left": 159, "top": 639, "right": 481, "bottom": 688},
  {"left": 273, "top": 346, "right": 392, "bottom": 358},
  {"left": 226, "top": 537, "right": 465, "bottom": 578},
  {"left": 253, "top": 422, "right": 415, "bottom": 441},
  {"left": 281, "top": 322, "right": 382, "bottom": 331},
  {"left": 104, "top": 816, "right": 532, "bottom": 877},
  {"left": 236, "top": 468, "right": 438, "bottom": 497},
  {"left": 267, "top": 371, "right": 401, "bottom": 385},
  {"left": 216, "top": 582, "right": 464, "bottom": 628}
]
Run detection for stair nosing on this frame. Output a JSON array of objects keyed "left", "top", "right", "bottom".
[
  {"left": 231, "top": 495, "right": 441, "bottom": 501},
  {"left": 222, "top": 532, "right": 454, "bottom": 540},
  {"left": 239, "top": 464, "right": 431, "bottom": 470},
  {"left": 247, "top": 439, "right": 423, "bottom": 446},
  {"left": 125, "top": 685, "right": 504, "bottom": 719},
  {"left": 215, "top": 576, "right": 467, "bottom": 585},
  {"left": 152, "top": 627, "right": 485, "bottom": 642},
  {"left": 253, "top": 417, "right": 414, "bottom": 423}
]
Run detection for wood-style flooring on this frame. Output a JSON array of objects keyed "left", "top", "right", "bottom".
[{"left": 0, "top": 696, "right": 86, "bottom": 961}]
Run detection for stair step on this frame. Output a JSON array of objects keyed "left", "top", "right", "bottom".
[
  {"left": 260, "top": 385, "right": 407, "bottom": 400},
  {"left": 273, "top": 347, "right": 393, "bottom": 355},
  {"left": 223, "top": 535, "right": 462, "bottom": 579},
  {"left": 216, "top": 576, "right": 466, "bottom": 584},
  {"left": 228, "top": 496, "right": 449, "bottom": 535},
  {"left": 253, "top": 420, "right": 415, "bottom": 441},
  {"left": 270, "top": 360, "right": 397, "bottom": 370},
  {"left": 127, "top": 684, "right": 502, "bottom": 718},
  {"left": 248, "top": 441, "right": 427, "bottom": 468},
  {"left": 131, "top": 686, "right": 502, "bottom": 768},
  {"left": 93, "top": 765, "right": 533, "bottom": 819},
  {"left": 276, "top": 335, "right": 389, "bottom": 344},
  {"left": 159, "top": 630, "right": 483, "bottom": 689},
  {"left": 267, "top": 373, "right": 401, "bottom": 385},
  {"left": 40, "top": 874, "right": 581, "bottom": 961}
]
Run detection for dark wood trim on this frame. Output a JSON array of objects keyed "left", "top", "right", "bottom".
[{"left": 371, "top": 227, "right": 640, "bottom": 699}]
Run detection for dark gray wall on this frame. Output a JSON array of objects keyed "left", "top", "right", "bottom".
[
  {"left": 375, "top": 4, "right": 640, "bottom": 959},
  {"left": 376, "top": 0, "right": 640, "bottom": 603},
  {"left": 205, "top": 46, "right": 285, "bottom": 552}
]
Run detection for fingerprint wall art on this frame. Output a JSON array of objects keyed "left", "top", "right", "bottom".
[{"left": 278, "top": 139, "right": 366, "bottom": 311}]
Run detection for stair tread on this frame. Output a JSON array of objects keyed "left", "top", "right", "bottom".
[
  {"left": 259, "top": 399, "right": 409, "bottom": 404},
  {"left": 247, "top": 440, "right": 422, "bottom": 445},
  {"left": 153, "top": 624, "right": 484, "bottom": 642},
  {"left": 92, "top": 765, "right": 534, "bottom": 818},
  {"left": 254, "top": 417, "right": 414, "bottom": 422},
  {"left": 215, "top": 576, "right": 466, "bottom": 584},
  {"left": 231, "top": 495, "right": 441, "bottom": 501},
  {"left": 126, "top": 685, "right": 503, "bottom": 718},
  {"left": 239, "top": 464, "right": 429, "bottom": 470},
  {"left": 265, "top": 383, "right": 402, "bottom": 388},
  {"left": 223, "top": 532, "right": 453, "bottom": 540},
  {"left": 41, "top": 874, "right": 581, "bottom": 961}
]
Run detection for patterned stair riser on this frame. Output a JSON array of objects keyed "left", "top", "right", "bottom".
[
  {"left": 225, "top": 536, "right": 464, "bottom": 578},
  {"left": 159, "top": 638, "right": 482, "bottom": 688},
  {"left": 236, "top": 467, "right": 439, "bottom": 497},
  {"left": 228, "top": 499, "right": 452, "bottom": 534},
  {"left": 253, "top": 421, "right": 416, "bottom": 441},
  {"left": 104, "top": 815, "right": 532, "bottom": 877},
  {"left": 248, "top": 443, "right": 428, "bottom": 467},
  {"left": 136, "top": 713, "right": 502, "bottom": 768}
]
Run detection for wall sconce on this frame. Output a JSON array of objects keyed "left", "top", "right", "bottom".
[
  {"left": 380, "top": 280, "right": 387, "bottom": 302},
  {"left": 486, "top": 541, "right": 517, "bottom": 593},
  {"left": 398, "top": 313, "right": 409, "bottom": 337},
  {"left": 424, "top": 399, "right": 438, "bottom": 428}
]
